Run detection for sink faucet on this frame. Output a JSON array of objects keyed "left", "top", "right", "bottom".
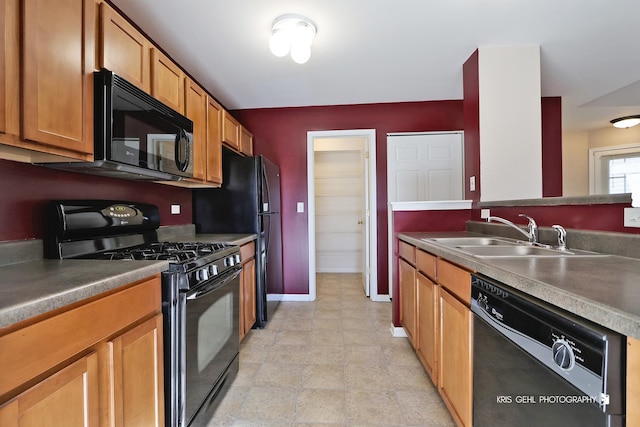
[
  {"left": 486, "top": 214, "right": 538, "bottom": 244},
  {"left": 552, "top": 225, "right": 567, "bottom": 251}
]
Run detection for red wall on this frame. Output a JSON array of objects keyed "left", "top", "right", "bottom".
[
  {"left": 233, "top": 101, "right": 465, "bottom": 295},
  {"left": 0, "top": 159, "right": 192, "bottom": 242},
  {"left": 463, "top": 50, "right": 480, "bottom": 202},
  {"left": 469, "top": 203, "right": 636, "bottom": 233},
  {"left": 541, "top": 97, "right": 563, "bottom": 197}
]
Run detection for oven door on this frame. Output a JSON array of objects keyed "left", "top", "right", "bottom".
[{"left": 183, "top": 267, "right": 240, "bottom": 426}]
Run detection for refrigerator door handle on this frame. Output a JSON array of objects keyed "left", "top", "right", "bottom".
[{"left": 262, "top": 161, "right": 271, "bottom": 214}]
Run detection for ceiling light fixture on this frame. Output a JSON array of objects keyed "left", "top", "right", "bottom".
[
  {"left": 610, "top": 115, "right": 640, "bottom": 129},
  {"left": 269, "top": 14, "right": 316, "bottom": 64}
]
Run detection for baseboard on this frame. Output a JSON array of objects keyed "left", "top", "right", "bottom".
[
  {"left": 370, "top": 294, "right": 391, "bottom": 302},
  {"left": 267, "top": 293, "right": 315, "bottom": 302},
  {"left": 390, "top": 324, "right": 408, "bottom": 338}
]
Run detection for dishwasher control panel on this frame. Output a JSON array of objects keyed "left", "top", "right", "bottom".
[{"left": 470, "top": 274, "right": 625, "bottom": 412}]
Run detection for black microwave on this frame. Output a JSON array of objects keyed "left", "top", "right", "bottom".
[{"left": 42, "top": 69, "right": 194, "bottom": 181}]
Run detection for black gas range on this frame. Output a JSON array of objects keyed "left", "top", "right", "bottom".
[{"left": 46, "top": 200, "right": 241, "bottom": 426}]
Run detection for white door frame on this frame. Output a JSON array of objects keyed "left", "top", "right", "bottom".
[{"left": 307, "top": 129, "right": 380, "bottom": 301}]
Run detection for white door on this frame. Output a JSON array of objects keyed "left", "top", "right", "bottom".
[
  {"left": 387, "top": 132, "right": 464, "bottom": 202},
  {"left": 314, "top": 140, "right": 365, "bottom": 275},
  {"left": 307, "top": 129, "right": 379, "bottom": 302}
]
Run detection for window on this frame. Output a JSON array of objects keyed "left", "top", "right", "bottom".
[{"left": 590, "top": 144, "right": 640, "bottom": 195}]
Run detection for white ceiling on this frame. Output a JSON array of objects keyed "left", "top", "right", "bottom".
[{"left": 111, "top": 0, "right": 640, "bottom": 132}]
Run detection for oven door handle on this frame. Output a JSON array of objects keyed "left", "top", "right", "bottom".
[{"left": 186, "top": 267, "right": 241, "bottom": 300}]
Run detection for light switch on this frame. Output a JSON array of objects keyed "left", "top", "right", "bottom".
[
  {"left": 624, "top": 207, "right": 640, "bottom": 227},
  {"left": 470, "top": 176, "right": 476, "bottom": 192},
  {"left": 171, "top": 204, "right": 181, "bottom": 215},
  {"left": 297, "top": 202, "right": 304, "bottom": 213}
]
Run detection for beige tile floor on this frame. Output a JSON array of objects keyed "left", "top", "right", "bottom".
[{"left": 207, "top": 273, "right": 456, "bottom": 427}]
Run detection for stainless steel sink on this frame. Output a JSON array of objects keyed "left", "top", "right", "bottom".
[
  {"left": 423, "top": 237, "right": 519, "bottom": 246},
  {"left": 456, "top": 245, "right": 607, "bottom": 258},
  {"left": 423, "top": 236, "right": 607, "bottom": 258}
]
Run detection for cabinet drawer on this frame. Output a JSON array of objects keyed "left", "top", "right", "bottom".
[
  {"left": 416, "top": 249, "right": 436, "bottom": 280},
  {"left": 399, "top": 241, "right": 416, "bottom": 265},
  {"left": 436, "top": 259, "right": 471, "bottom": 305},
  {"left": 240, "top": 241, "right": 256, "bottom": 262}
]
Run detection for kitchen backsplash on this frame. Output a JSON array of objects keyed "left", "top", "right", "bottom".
[{"left": 0, "top": 159, "right": 193, "bottom": 242}]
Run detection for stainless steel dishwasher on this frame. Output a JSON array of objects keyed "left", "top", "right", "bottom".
[{"left": 471, "top": 274, "right": 625, "bottom": 427}]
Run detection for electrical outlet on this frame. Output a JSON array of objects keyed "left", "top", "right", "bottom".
[
  {"left": 171, "top": 204, "right": 181, "bottom": 215},
  {"left": 470, "top": 176, "right": 476, "bottom": 192},
  {"left": 624, "top": 208, "right": 640, "bottom": 227},
  {"left": 481, "top": 209, "right": 490, "bottom": 219}
]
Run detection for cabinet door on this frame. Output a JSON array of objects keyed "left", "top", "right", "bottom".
[
  {"left": 22, "top": 0, "right": 94, "bottom": 155},
  {"left": 242, "top": 257, "right": 257, "bottom": 338},
  {"left": 100, "top": 3, "right": 150, "bottom": 92},
  {"left": 222, "top": 110, "right": 239, "bottom": 150},
  {"left": 185, "top": 78, "right": 206, "bottom": 181},
  {"left": 399, "top": 257, "right": 416, "bottom": 346},
  {"left": 110, "top": 315, "right": 164, "bottom": 427},
  {"left": 416, "top": 272, "right": 438, "bottom": 385},
  {"left": 628, "top": 336, "right": 640, "bottom": 427},
  {"left": 438, "top": 288, "right": 472, "bottom": 427},
  {"left": 240, "top": 126, "right": 253, "bottom": 156},
  {"left": 151, "top": 48, "right": 184, "bottom": 113},
  {"left": 0, "top": 0, "right": 19, "bottom": 138},
  {"left": 0, "top": 352, "right": 99, "bottom": 426},
  {"left": 206, "top": 97, "right": 223, "bottom": 185}
]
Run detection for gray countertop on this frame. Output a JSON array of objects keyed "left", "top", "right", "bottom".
[
  {"left": 0, "top": 258, "right": 169, "bottom": 329},
  {"left": 398, "top": 231, "right": 640, "bottom": 340},
  {"left": 0, "top": 233, "right": 257, "bottom": 330}
]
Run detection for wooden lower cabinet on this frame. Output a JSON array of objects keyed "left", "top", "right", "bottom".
[
  {"left": 438, "top": 286, "right": 473, "bottom": 427},
  {"left": 416, "top": 271, "right": 438, "bottom": 384},
  {"left": 0, "top": 275, "right": 164, "bottom": 426},
  {"left": 399, "top": 257, "right": 416, "bottom": 346},
  {"left": 239, "top": 241, "right": 257, "bottom": 341},
  {"left": 110, "top": 315, "right": 164, "bottom": 426},
  {"left": 0, "top": 352, "right": 100, "bottom": 426},
  {"left": 628, "top": 336, "right": 640, "bottom": 427}
]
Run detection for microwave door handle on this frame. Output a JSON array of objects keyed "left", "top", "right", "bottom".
[{"left": 175, "top": 130, "right": 191, "bottom": 172}]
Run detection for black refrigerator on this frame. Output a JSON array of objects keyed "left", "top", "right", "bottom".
[{"left": 193, "top": 148, "right": 283, "bottom": 327}]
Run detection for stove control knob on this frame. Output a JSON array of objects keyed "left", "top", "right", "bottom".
[
  {"left": 209, "top": 264, "right": 219, "bottom": 276},
  {"left": 226, "top": 257, "right": 235, "bottom": 267},
  {"left": 552, "top": 339, "right": 575, "bottom": 370},
  {"left": 234, "top": 254, "right": 241, "bottom": 264},
  {"left": 197, "top": 268, "right": 209, "bottom": 281}
]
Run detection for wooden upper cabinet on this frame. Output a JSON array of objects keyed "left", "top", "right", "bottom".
[
  {"left": 22, "top": 0, "right": 94, "bottom": 156},
  {"left": 99, "top": 2, "right": 150, "bottom": 92},
  {"left": 222, "top": 110, "right": 240, "bottom": 150},
  {"left": 206, "top": 97, "right": 223, "bottom": 185},
  {"left": 0, "top": 0, "right": 19, "bottom": 138},
  {"left": 151, "top": 48, "right": 184, "bottom": 113},
  {"left": 184, "top": 78, "right": 207, "bottom": 181},
  {"left": 240, "top": 126, "right": 253, "bottom": 155}
]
